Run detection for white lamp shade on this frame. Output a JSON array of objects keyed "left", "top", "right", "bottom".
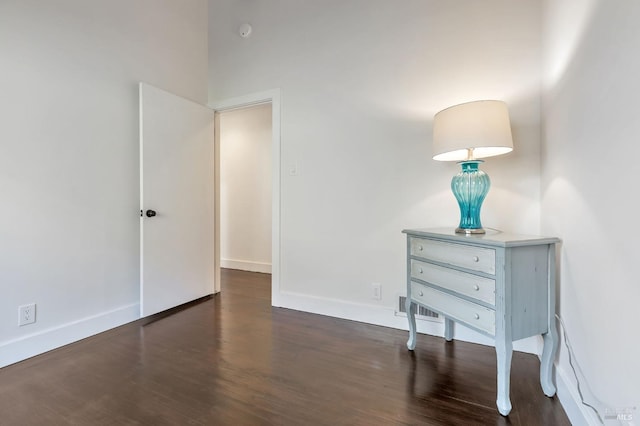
[{"left": 432, "top": 100, "right": 514, "bottom": 162}]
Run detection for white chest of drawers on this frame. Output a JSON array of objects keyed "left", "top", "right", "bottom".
[{"left": 403, "top": 228, "right": 560, "bottom": 416}]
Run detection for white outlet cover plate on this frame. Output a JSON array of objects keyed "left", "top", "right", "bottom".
[{"left": 18, "top": 303, "right": 36, "bottom": 326}]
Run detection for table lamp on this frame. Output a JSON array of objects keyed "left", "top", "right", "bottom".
[{"left": 432, "top": 100, "right": 514, "bottom": 234}]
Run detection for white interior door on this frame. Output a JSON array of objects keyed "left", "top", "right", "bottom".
[{"left": 139, "top": 83, "right": 215, "bottom": 317}]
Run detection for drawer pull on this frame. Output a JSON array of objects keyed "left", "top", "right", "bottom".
[
  {"left": 418, "top": 290, "right": 424, "bottom": 296},
  {"left": 472, "top": 256, "right": 480, "bottom": 262},
  {"left": 474, "top": 313, "right": 480, "bottom": 320},
  {"left": 418, "top": 267, "right": 423, "bottom": 274},
  {"left": 418, "top": 245, "right": 424, "bottom": 251},
  {"left": 473, "top": 284, "right": 480, "bottom": 291}
]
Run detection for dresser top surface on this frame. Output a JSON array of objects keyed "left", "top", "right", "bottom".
[{"left": 402, "top": 228, "right": 560, "bottom": 248}]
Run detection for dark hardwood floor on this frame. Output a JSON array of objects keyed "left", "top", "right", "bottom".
[{"left": 0, "top": 269, "right": 570, "bottom": 425}]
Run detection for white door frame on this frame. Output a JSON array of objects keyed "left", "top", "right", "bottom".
[{"left": 210, "top": 89, "right": 281, "bottom": 307}]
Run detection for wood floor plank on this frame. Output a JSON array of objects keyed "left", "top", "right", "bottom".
[{"left": 0, "top": 269, "right": 570, "bottom": 425}]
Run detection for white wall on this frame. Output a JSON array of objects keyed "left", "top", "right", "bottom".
[
  {"left": 542, "top": 0, "right": 640, "bottom": 423},
  {"left": 220, "top": 104, "right": 272, "bottom": 273},
  {"left": 0, "top": 0, "right": 208, "bottom": 367},
  {"left": 209, "top": 0, "right": 544, "bottom": 352}
]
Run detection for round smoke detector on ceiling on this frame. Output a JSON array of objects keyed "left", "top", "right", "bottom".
[{"left": 239, "top": 23, "right": 252, "bottom": 38}]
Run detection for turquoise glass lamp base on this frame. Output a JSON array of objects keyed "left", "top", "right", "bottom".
[{"left": 451, "top": 160, "right": 490, "bottom": 234}]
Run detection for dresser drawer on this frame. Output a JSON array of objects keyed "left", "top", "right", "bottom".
[
  {"left": 411, "top": 259, "right": 496, "bottom": 306},
  {"left": 410, "top": 237, "right": 495, "bottom": 275},
  {"left": 411, "top": 282, "right": 496, "bottom": 335}
]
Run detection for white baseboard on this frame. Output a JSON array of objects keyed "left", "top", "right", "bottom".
[
  {"left": 0, "top": 303, "right": 139, "bottom": 368},
  {"left": 555, "top": 364, "right": 601, "bottom": 426},
  {"left": 221, "top": 258, "right": 271, "bottom": 274},
  {"left": 276, "top": 290, "right": 541, "bottom": 355}
]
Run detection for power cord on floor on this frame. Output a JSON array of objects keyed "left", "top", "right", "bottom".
[{"left": 555, "top": 313, "right": 604, "bottom": 424}]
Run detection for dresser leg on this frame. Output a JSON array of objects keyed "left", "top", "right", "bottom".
[
  {"left": 540, "top": 326, "right": 558, "bottom": 396},
  {"left": 495, "top": 339, "right": 513, "bottom": 416},
  {"left": 541, "top": 243, "right": 558, "bottom": 397},
  {"left": 406, "top": 299, "right": 417, "bottom": 350},
  {"left": 444, "top": 318, "right": 454, "bottom": 342}
]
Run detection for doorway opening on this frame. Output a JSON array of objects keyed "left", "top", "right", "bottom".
[
  {"left": 212, "top": 90, "right": 281, "bottom": 306},
  {"left": 219, "top": 103, "right": 272, "bottom": 273}
]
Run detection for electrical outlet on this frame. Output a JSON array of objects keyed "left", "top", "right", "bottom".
[
  {"left": 18, "top": 303, "right": 36, "bottom": 326},
  {"left": 371, "top": 283, "right": 382, "bottom": 300}
]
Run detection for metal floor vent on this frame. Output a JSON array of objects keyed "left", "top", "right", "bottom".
[{"left": 397, "top": 296, "right": 439, "bottom": 319}]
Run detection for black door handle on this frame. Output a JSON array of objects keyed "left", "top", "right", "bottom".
[{"left": 145, "top": 209, "right": 157, "bottom": 218}]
